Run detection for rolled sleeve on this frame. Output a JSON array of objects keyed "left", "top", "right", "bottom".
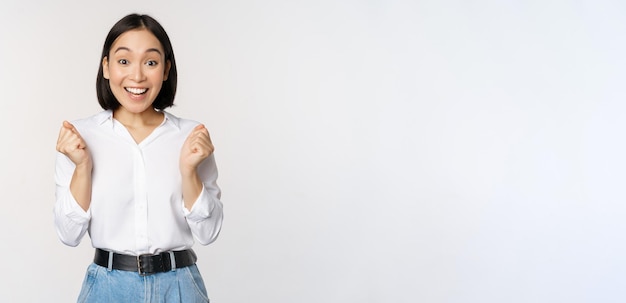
[
  {"left": 182, "top": 184, "right": 224, "bottom": 245},
  {"left": 54, "top": 153, "right": 91, "bottom": 247}
]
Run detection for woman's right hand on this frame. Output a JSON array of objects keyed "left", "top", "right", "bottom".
[
  {"left": 56, "top": 121, "right": 93, "bottom": 211},
  {"left": 56, "top": 121, "right": 92, "bottom": 168}
]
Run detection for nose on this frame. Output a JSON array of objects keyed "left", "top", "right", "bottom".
[{"left": 130, "top": 63, "right": 146, "bottom": 82}]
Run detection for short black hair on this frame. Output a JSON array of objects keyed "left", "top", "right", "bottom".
[{"left": 96, "top": 14, "right": 177, "bottom": 111}]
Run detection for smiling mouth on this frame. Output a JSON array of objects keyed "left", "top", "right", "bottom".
[{"left": 125, "top": 87, "right": 148, "bottom": 95}]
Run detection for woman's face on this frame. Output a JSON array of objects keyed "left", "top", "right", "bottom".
[{"left": 102, "top": 28, "right": 170, "bottom": 115}]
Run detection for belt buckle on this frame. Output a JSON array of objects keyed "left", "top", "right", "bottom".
[{"left": 137, "top": 254, "right": 153, "bottom": 276}]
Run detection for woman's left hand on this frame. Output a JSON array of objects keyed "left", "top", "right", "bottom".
[{"left": 180, "top": 124, "right": 214, "bottom": 175}]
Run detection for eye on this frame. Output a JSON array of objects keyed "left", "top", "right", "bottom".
[
  {"left": 146, "top": 60, "right": 158, "bottom": 66},
  {"left": 118, "top": 59, "right": 129, "bottom": 65}
]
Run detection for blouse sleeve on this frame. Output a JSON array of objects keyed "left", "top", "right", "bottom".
[
  {"left": 53, "top": 152, "right": 91, "bottom": 247},
  {"left": 182, "top": 153, "right": 224, "bottom": 245}
]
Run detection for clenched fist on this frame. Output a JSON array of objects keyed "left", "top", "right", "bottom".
[
  {"left": 56, "top": 121, "right": 92, "bottom": 168},
  {"left": 180, "top": 124, "right": 214, "bottom": 175}
]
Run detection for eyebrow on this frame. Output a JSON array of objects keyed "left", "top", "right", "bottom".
[{"left": 114, "top": 46, "right": 163, "bottom": 55}]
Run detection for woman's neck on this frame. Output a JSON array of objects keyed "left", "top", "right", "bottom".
[{"left": 113, "top": 107, "right": 164, "bottom": 129}]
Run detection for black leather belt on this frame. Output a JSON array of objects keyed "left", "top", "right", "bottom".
[{"left": 94, "top": 248, "right": 197, "bottom": 276}]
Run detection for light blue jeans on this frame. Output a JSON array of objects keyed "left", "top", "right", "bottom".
[{"left": 77, "top": 263, "right": 210, "bottom": 303}]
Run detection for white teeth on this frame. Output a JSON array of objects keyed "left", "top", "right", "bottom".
[{"left": 125, "top": 87, "right": 148, "bottom": 95}]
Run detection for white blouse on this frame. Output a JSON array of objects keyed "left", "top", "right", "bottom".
[{"left": 54, "top": 110, "right": 224, "bottom": 255}]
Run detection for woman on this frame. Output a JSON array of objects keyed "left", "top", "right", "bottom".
[{"left": 54, "top": 13, "right": 223, "bottom": 303}]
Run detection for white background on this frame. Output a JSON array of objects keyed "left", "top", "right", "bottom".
[{"left": 1, "top": 0, "right": 625, "bottom": 302}]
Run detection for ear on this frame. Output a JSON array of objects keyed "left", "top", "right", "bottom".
[
  {"left": 102, "top": 56, "right": 110, "bottom": 80},
  {"left": 163, "top": 60, "right": 171, "bottom": 81}
]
